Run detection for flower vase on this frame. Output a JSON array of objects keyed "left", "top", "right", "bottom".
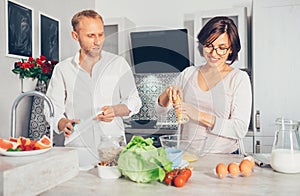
[
  {"left": 35, "top": 80, "right": 47, "bottom": 93},
  {"left": 21, "top": 78, "right": 38, "bottom": 93}
]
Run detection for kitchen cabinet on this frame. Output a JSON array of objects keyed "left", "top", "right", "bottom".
[
  {"left": 103, "top": 17, "right": 135, "bottom": 65},
  {"left": 253, "top": 136, "right": 274, "bottom": 153},
  {"left": 252, "top": 0, "right": 300, "bottom": 153},
  {"left": 242, "top": 134, "right": 254, "bottom": 153}
]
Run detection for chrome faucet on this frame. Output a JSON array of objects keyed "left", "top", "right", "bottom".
[{"left": 11, "top": 91, "right": 54, "bottom": 138}]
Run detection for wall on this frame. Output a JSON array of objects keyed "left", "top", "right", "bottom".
[
  {"left": 0, "top": 0, "right": 95, "bottom": 139},
  {"left": 96, "top": 0, "right": 252, "bottom": 28},
  {"left": 96, "top": 0, "right": 254, "bottom": 152},
  {"left": 0, "top": 0, "right": 252, "bottom": 139}
]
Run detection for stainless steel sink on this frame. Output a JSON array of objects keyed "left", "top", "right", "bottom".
[{"left": 11, "top": 91, "right": 54, "bottom": 138}]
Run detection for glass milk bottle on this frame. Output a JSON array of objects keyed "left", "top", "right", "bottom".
[{"left": 270, "top": 118, "right": 300, "bottom": 173}]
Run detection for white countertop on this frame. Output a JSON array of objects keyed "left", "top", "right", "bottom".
[
  {"left": 0, "top": 147, "right": 79, "bottom": 195},
  {"left": 40, "top": 153, "right": 300, "bottom": 195}
]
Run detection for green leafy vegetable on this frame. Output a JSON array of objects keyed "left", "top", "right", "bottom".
[
  {"left": 118, "top": 136, "right": 172, "bottom": 183},
  {"left": 7, "top": 147, "right": 22, "bottom": 152}
]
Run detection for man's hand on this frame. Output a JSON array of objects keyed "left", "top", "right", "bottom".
[
  {"left": 95, "top": 104, "right": 131, "bottom": 122},
  {"left": 58, "top": 118, "right": 80, "bottom": 137},
  {"left": 96, "top": 106, "right": 115, "bottom": 122}
]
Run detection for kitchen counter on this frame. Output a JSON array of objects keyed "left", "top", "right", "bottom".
[
  {"left": 0, "top": 147, "right": 79, "bottom": 195},
  {"left": 40, "top": 153, "right": 300, "bottom": 195}
]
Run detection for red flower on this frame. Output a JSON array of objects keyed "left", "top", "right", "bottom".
[
  {"left": 36, "top": 59, "right": 43, "bottom": 65},
  {"left": 40, "top": 55, "right": 47, "bottom": 61},
  {"left": 21, "top": 62, "right": 31, "bottom": 69},
  {"left": 12, "top": 55, "right": 58, "bottom": 82}
]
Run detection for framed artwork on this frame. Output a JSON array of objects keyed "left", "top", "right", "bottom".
[
  {"left": 6, "top": 0, "right": 33, "bottom": 58},
  {"left": 39, "top": 12, "right": 60, "bottom": 61},
  {"left": 194, "top": 7, "right": 248, "bottom": 69}
]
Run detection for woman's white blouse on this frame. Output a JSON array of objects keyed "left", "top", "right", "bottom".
[{"left": 156, "top": 65, "right": 252, "bottom": 153}]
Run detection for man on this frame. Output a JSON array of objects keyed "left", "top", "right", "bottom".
[{"left": 45, "top": 10, "right": 141, "bottom": 169}]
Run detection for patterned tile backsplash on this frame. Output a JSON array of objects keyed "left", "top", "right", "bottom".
[{"left": 130, "top": 72, "right": 180, "bottom": 129}]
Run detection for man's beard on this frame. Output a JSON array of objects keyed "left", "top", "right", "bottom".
[{"left": 86, "top": 46, "right": 102, "bottom": 58}]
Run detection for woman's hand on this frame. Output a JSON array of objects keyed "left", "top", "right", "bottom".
[
  {"left": 58, "top": 118, "right": 80, "bottom": 137},
  {"left": 180, "top": 102, "right": 200, "bottom": 122},
  {"left": 158, "top": 86, "right": 183, "bottom": 107},
  {"left": 169, "top": 86, "right": 183, "bottom": 103},
  {"left": 180, "top": 102, "right": 216, "bottom": 128}
]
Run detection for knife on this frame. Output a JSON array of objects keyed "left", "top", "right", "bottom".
[{"left": 64, "top": 111, "right": 103, "bottom": 145}]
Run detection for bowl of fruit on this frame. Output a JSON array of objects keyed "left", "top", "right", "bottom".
[{"left": 0, "top": 135, "right": 52, "bottom": 156}]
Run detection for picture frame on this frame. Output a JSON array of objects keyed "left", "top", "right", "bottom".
[
  {"left": 193, "top": 7, "right": 248, "bottom": 69},
  {"left": 6, "top": 0, "right": 33, "bottom": 59},
  {"left": 39, "top": 12, "right": 60, "bottom": 61}
]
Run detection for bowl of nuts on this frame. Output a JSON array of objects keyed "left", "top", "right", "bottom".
[
  {"left": 97, "top": 161, "right": 121, "bottom": 179},
  {"left": 97, "top": 135, "right": 125, "bottom": 179}
]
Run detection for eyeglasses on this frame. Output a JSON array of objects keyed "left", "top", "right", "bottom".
[{"left": 203, "top": 44, "right": 230, "bottom": 56}]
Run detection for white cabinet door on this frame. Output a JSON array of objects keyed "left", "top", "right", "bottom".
[
  {"left": 243, "top": 136, "right": 254, "bottom": 153},
  {"left": 103, "top": 17, "right": 135, "bottom": 65},
  {"left": 254, "top": 136, "right": 274, "bottom": 153},
  {"left": 253, "top": 0, "right": 300, "bottom": 139}
]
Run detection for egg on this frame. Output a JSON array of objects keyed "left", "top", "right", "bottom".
[
  {"left": 239, "top": 159, "right": 253, "bottom": 177},
  {"left": 227, "top": 162, "right": 240, "bottom": 177},
  {"left": 215, "top": 163, "right": 227, "bottom": 179},
  {"left": 243, "top": 156, "right": 255, "bottom": 170}
]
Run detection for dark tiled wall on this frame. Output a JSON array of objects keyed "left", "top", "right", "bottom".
[{"left": 131, "top": 73, "right": 180, "bottom": 129}]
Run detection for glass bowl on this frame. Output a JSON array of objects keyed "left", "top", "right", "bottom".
[{"left": 159, "top": 134, "right": 207, "bottom": 162}]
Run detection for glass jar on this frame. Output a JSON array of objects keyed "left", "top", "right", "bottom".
[
  {"left": 270, "top": 118, "right": 300, "bottom": 173},
  {"left": 97, "top": 135, "right": 125, "bottom": 166}
]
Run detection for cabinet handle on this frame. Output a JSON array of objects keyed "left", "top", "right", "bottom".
[
  {"left": 255, "top": 110, "right": 260, "bottom": 132},
  {"left": 255, "top": 140, "right": 261, "bottom": 153}
]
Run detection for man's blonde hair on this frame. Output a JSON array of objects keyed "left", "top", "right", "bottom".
[{"left": 71, "top": 10, "right": 103, "bottom": 32}]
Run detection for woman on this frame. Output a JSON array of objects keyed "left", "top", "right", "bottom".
[{"left": 156, "top": 16, "right": 252, "bottom": 154}]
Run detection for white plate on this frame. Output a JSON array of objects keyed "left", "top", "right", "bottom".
[{"left": 0, "top": 147, "right": 52, "bottom": 157}]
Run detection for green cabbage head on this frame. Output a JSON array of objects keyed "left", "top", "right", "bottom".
[{"left": 118, "top": 136, "right": 172, "bottom": 183}]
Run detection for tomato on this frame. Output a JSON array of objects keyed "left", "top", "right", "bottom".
[
  {"left": 24, "top": 145, "right": 32, "bottom": 151},
  {"left": 164, "top": 172, "right": 171, "bottom": 185},
  {"left": 164, "top": 168, "right": 192, "bottom": 187},
  {"left": 164, "top": 169, "right": 179, "bottom": 185},
  {"left": 173, "top": 174, "right": 186, "bottom": 187},
  {"left": 164, "top": 173, "right": 173, "bottom": 185},
  {"left": 186, "top": 169, "right": 192, "bottom": 178},
  {"left": 180, "top": 168, "right": 192, "bottom": 181}
]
